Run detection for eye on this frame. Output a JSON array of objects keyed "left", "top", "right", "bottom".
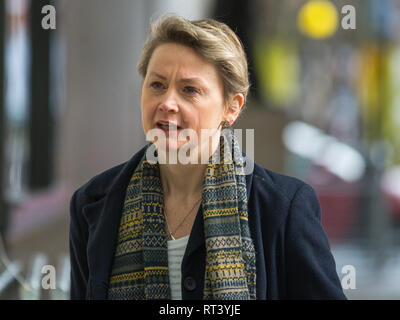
[
  {"left": 150, "top": 81, "right": 165, "bottom": 90},
  {"left": 183, "top": 86, "right": 200, "bottom": 95}
]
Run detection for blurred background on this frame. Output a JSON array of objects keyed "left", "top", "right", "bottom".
[{"left": 0, "top": 0, "right": 399, "bottom": 299}]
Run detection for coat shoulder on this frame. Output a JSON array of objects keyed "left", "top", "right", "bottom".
[
  {"left": 251, "top": 162, "right": 313, "bottom": 204},
  {"left": 72, "top": 162, "right": 128, "bottom": 207},
  {"left": 73, "top": 144, "right": 149, "bottom": 204}
]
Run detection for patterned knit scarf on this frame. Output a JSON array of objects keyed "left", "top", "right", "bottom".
[{"left": 107, "top": 130, "right": 256, "bottom": 299}]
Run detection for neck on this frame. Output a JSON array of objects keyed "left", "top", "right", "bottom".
[{"left": 159, "top": 162, "right": 207, "bottom": 199}]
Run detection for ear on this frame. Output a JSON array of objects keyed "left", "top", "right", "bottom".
[{"left": 224, "top": 93, "right": 244, "bottom": 126}]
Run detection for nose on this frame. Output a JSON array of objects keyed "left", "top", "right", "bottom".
[{"left": 159, "top": 88, "right": 179, "bottom": 113}]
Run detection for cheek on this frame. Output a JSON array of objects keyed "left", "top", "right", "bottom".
[
  {"left": 141, "top": 89, "right": 149, "bottom": 111},
  {"left": 201, "top": 108, "right": 224, "bottom": 128},
  {"left": 141, "top": 94, "right": 153, "bottom": 132},
  {"left": 141, "top": 91, "right": 156, "bottom": 112}
]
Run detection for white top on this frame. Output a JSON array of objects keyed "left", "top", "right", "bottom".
[{"left": 167, "top": 235, "right": 190, "bottom": 300}]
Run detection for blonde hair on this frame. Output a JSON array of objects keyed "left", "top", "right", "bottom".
[{"left": 137, "top": 14, "right": 250, "bottom": 109}]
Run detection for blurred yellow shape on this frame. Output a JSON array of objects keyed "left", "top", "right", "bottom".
[
  {"left": 298, "top": 0, "right": 339, "bottom": 39},
  {"left": 254, "top": 38, "right": 299, "bottom": 108}
]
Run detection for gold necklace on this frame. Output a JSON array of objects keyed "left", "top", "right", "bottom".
[{"left": 163, "top": 197, "right": 202, "bottom": 240}]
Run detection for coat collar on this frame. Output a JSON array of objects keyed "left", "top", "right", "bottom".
[{"left": 83, "top": 144, "right": 254, "bottom": 299}]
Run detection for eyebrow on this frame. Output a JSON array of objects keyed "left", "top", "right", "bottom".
[
  {"left": 149, "top": 71, "right": 208, "bottom": 87},
  {"left": 149, "top": 72, "right": 167, "bottom": 80}
]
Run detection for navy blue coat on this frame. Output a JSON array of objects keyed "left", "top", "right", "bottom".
[{"left": 69, "top": 145, "right": 347, "bottom": 300}]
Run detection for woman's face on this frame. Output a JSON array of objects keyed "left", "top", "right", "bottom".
[{"left": 141, "top": 42, "right": 232, "bottom": 163}]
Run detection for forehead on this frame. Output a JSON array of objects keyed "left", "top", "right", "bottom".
[{"left": 147, "top": 43, "right": 220, "bottom": 81}]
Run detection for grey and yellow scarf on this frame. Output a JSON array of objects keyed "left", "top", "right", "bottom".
[{"left": 107, "top": 130, "right": 256, "bottom": 299}]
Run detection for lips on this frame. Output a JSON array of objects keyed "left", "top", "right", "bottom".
[{"left": 156, "top": 121, "right": 182, "bottom": 131}]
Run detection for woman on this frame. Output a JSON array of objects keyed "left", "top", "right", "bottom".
[{"left": 69, "top": 15, "right": 346, "bottom": 300}]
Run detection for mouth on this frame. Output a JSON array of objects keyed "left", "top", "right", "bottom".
[{"left": 156, "top": 121, "right": 182, "bottom": 132}]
